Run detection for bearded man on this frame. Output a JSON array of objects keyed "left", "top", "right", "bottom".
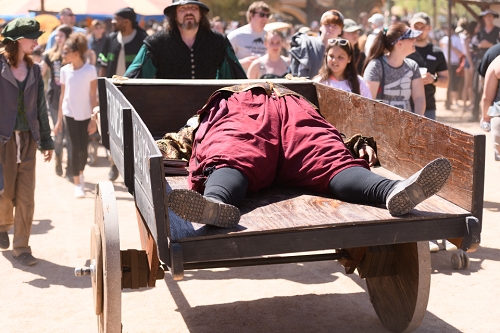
[{"left": 125, "top": 0, "right": 243, "bottom": 79}]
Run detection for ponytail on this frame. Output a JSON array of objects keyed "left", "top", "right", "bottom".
[{"left": 362, "top": 22, "right": 408, "bottom": 74}]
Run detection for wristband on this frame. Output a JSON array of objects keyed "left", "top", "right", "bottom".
[{"left": 433, "top": 74, "right": 438, "bottom": 83}]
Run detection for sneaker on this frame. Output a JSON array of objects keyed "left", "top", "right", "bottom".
[
  {"left": 386, "top": 158, "right": 452, "bottom": 216},
  {"left": 429, "top": 240, "right": 439, "bottom": 252},
  {"left": 444, "top": 240, "right": 458, "bottom": 251},
  {"left": 108, "top": 164, "right": 119, "bottom": 181},
  {"left": 74, "top": 185, "right": 85, "bottom": 198},
  {"left": 0, "top": 232, "right": 9, "bottom": 249},
  {"left": 167, "top": 189, "right": 241, "bottom": 228},
  {"left": 13, "top": 252, "right": 38, "bottom": 266}
]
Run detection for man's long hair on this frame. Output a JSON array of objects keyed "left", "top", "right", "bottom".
[{"left": 165, "top": 6, "right": 211, "bottom": 33}]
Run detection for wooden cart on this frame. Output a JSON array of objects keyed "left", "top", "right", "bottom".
[{"left": 76, "top": 78, "right": 485, "bottom": 333}]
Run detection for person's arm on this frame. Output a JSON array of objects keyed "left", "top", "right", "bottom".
[
  {"left": 36, "top": 70, "right": 54, "bottom": 161},
  {"left": 124, "top": 44, "right": 157, "bottom": 78},
  {"left": 41, "top": 60, "right": 49, "bottom": 77},
  {"left": 246, "top": 58, "right": 261, "bottom": 79},
  {"left": 365, "top": 81, "right": 380, "bottom": 100},
  {"left": 411, "top": 77, "right": 426, "bottom": 115},
  {"left": 421, "top": 69, "right": 449, "bottom": 88},
  {"left": 481, "top": 58, "right": 500, "bottom": 123},
  {"left": 88, "top": 79, "right": 98, "bottom": 134},
  {"left": 54, "top": 84, "right": 65, "bottom": 135}
]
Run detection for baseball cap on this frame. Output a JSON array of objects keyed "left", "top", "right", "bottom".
[
  {"left": 368, "top": 13, "right": 384, "bottom": 25},
  {"left": 343, "top": 18, "right": 363, "bottom": 32},
  {"left": 410, "top": 12, "right": 431, "bottom": 26}
]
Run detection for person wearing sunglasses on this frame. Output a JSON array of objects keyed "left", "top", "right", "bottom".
[
  {"left": 227, "top": 1, "right": 271, "bottom": 70},
  {"left": 363, "top": 23, "right": 426, "bottom": 115},
  {"left": 45, "top": 8, "right": 86, "bottom": 50},
  {"left": 289, "top": 10, "right": 344, "bottom": 78},
  {"left": 314, "top": 38, "right": 372, "bottom": 98}
]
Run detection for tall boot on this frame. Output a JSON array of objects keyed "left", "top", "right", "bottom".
[{"left": 55, "top": 153, "right": 63, "bottom": 176}]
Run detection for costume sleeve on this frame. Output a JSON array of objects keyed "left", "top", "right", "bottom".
[
  {"left": 124, "top": 44, "right": 158, "bottom": 79},
  {"left": 37, "top": 71, "right": 54, "bottom": 151}
]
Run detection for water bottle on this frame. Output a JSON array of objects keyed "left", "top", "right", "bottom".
[{"left": 480, "top": 120, "right": 491, "bottom": 132}]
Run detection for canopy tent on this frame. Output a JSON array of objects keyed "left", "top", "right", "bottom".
[{"left": 0, "top": 0, "right": 169, "bottom": 21}]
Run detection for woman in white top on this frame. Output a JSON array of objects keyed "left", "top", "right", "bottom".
[
  {"left": 313, "top": 38, "right": 372, "bottom": 98},
  {"left": 247, "top": 30, "right": 289, "bottom": 79},
  {"left": 54, "top": 33, "right": 98, "bottom": 198}
]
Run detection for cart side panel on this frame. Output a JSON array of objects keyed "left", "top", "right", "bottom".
[
  {"left": 315, "top": 83, "right": 485, "bottom": 217},
  {"left": 118, "top": 81, "right": 318, "bottom": 137},
  {"left": 97, "top": 78, "right": 109, "bottom": 149},
  {"left": 100, "top": 79, "right": 134, "bottom": 192},
  {"left": 131, "top": 110, "right": 169, "bottom": 264}
]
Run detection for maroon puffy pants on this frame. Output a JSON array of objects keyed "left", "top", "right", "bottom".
[{"left": 188, "top": 89, "right": 368, "bottom": 194}]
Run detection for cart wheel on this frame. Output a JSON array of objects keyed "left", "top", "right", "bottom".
[
  {"left": 366, "top": 242, "right": 431, "bottom": 333},
  {"left": 94, "top": 182, "right": 122, "bottom": 333},
  {"left": 451, "top": 253, "right": 462, "bottom": 270},
  {"left": 460, "top": 251, "right": 470, "bottom": 269}
]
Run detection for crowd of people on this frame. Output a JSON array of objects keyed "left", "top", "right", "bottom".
[{"left": 0, "top": 0, "right": 499, "bottom": 265}]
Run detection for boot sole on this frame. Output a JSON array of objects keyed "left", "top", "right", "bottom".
[
  {"left": 167, "top": 189, "right": 241, "bottom": 228},
  {"left": 387, "top": 158, "right": 452, "bottom": 216}
]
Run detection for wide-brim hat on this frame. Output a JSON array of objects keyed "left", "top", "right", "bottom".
[
  {"left": 480, "top": 9, "right": 499, "bottom": 18},
  {"left": 1, "top": 18, "right": 44, "bottom": 44},
  {"left": 164, "top": 0, "right": 210, "bottom": 16}
]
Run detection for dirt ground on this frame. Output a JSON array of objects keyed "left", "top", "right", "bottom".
[{"left": 1, "top": 87, "right": 499, "bottom": 333}]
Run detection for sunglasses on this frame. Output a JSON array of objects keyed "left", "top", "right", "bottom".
[
  {"left": 254, "top": 12, "right": 271, "bottom": 18},
  {"left": 328, "top": 38, "right": 349, "bottom": 46}
]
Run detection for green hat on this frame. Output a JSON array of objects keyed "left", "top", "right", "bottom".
[{"left": 1, "top": 18, "right": 44, "bottom": 44}]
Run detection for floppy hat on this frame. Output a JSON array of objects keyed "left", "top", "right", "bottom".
[
  {"left": 343, "top": 18, "right": 363, "bottom": 32},
  {"left": 410, "top": 12, "right": 431, "bottom": 26},
  {"left": 164, "top": 0, "right": 210, "bottom": 16},
  {"left": 1, "top": 18, "right": 44, "bottom": 44},
  {"left": 480, "top": 9, "right": 499, "bottom": 18},
  {"left": 368, "top": 13, "right": 384, "bottom": 25}
]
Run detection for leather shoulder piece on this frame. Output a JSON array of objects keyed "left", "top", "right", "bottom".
[{"left": 203, "top": 82, "right": 318, "bottom": 110}]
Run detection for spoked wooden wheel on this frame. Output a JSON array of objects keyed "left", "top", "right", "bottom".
[
  {"left": 93, "top": 182, "right": 122, "bottom": 333},
  {"left": 366, "top": 242, "right": 431, "bottom": 333}
]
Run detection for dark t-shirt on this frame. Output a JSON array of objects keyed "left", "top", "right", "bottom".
[
  {"left": 42, "top": 53, "right": 62, "bottom": 110},
  {"left": 471, "top": 26, "right": 500, "bottom": 60},
  {"left": 407, "top": 43, "right": 448, "bottom": 110}
]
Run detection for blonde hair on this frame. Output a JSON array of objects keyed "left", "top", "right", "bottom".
[
  {"left": 47, "top": 24, "right": 72, "bottom": 62},
  {"left": 246, "top": 1, "right": 271, "bottom": 23}
]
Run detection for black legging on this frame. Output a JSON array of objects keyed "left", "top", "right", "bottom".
[
  {"left": 64, "top": 116, "right": 90, "bottom": 176},
  {"left": 203, "top": 166, "right": 397, "bottom": 207}
]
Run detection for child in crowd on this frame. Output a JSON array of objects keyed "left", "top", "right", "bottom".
[
  {"left": 247, "top": 30, "right": 290, "bottom": 79},
  {"left": 54, "top": 33, "right": 98, "bottom": 198},
  {"left": 314, "top": 38, "right": 372, "bottom": 98},
  {"left": 41, "top": 24, "right": 73, "bottom": 177}
]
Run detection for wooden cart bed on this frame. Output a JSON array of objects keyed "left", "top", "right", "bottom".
[{"left": 90, "top": 78, "right": 485, "bottom": 333}]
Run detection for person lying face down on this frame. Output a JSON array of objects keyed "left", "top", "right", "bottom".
[{"left": 167, "top": 82, "right": 452, "bottom": 228}]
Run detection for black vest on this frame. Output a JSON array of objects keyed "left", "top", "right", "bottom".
[{"left": 145, "top": 28, "right": 227, "bottom": 79}]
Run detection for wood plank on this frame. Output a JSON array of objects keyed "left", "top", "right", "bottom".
[
  {"left": 315, "top": 82, "right": 483, "bottom": 213},
  {"left": 164, "top": 174, "right": 470, "bottom": 241},
  {"left": 135, "top": 206, "right": 161, "bottom": 286},
  {"left": 178, "top": 217, "right": 468, "bottom": 263}
]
